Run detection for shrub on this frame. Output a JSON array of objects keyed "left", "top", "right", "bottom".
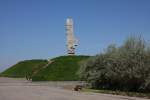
[{"left": 78, "top": 37, "right": 150, "bottom": 92}]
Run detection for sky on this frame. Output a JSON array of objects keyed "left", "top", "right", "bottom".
[{"left": 0, "top": 0, "right": 150, "bottom": 72}]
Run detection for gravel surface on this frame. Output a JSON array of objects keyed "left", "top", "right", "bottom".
[{"left": 0, "top": 77, "right": 149, "bottom": 100}]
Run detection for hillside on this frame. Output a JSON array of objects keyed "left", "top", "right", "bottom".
[
  {"left": 32, "top": 56, "right": 90, "bottom": 81},
  {"left": 1, "top": 60, "right": 48, "bottom": 78},
  {"left": 1, "top": 56, "right": 90, "bottom": 81}
]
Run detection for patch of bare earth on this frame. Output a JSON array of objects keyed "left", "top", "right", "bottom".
[{"left": 0, "top": 77, "right": 149, "bottom": 100}]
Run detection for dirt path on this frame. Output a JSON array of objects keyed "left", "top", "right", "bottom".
[{"left": 0, "top": 77, "right": 149, "bottom": 100}]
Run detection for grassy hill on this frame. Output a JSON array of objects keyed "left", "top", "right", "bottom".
[
  {"left": 1, "top": 55, "right": 90, "bottom": 81},
  {"left": 1, "top": 60, "right": 48, "bottom": 78},
  {"left": 32, "top": 56, "right": 90, "bottom": 81}
]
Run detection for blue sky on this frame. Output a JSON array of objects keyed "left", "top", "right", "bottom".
[{"left": 0, "top": 0, "right": 150, "bottom": 71}]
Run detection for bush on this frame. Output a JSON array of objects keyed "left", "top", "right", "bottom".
[
  {"left": 78, "top": 37, "right": 150, "bottom": 92},
  {"left": 32, "top": 75, "right": 48, "bottom": 81}
]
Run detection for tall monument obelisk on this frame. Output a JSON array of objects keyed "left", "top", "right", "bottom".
[{"left": 65, "top": 17, "right": 78, "bottom": 55}]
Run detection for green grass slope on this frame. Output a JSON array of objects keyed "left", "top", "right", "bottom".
[
  {"left": 1, "top": 60, "right": 48, "bottom": 78},
  {"left": 32, "top": 56, "right": 90, "bottom": 81}
]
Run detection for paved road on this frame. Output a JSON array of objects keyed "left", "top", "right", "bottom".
[{"left": 0, "top": 77, "right": 149, "bottom": 100}]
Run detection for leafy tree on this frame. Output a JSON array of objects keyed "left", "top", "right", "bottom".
[{"left": 78, "top": 36, "right": 150, "bottom": 92}]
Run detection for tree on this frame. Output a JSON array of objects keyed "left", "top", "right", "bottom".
[{"left": 78, "top": 36, "right": 150, "bottom": 92}]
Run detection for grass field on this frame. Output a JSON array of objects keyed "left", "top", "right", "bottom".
[
  {"left": 1, "top": 55, "right": 90, "bottom": 81},
  {"left": 32, "top": 55, "right": 90, "bottom": 81},
  {"left": 0, "top": 60, "right": 48, "bottom": 78}
]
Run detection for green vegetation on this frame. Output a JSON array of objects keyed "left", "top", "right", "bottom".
[
  {"left": 32, "top": 55, "right": 89, "bottom": 81},
  {"left": 1, "top": 56, "right": 90, "bottom": 81},
  {"left": 1, "top": 60, "right": 48, "bottom": 78},
  {"left": 82, "top": 88, "right": 150, "bottom": 99},
  {"left": 78, "top": 37, "right": 150, "bottom": 92}
]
